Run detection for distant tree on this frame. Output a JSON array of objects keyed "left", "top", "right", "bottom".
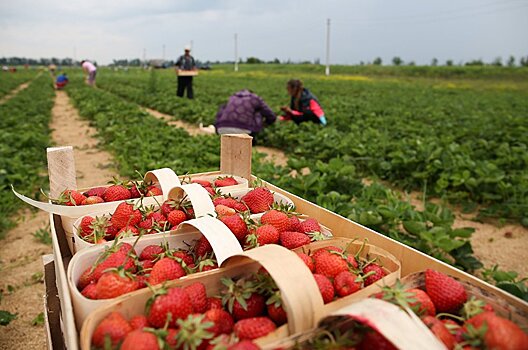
[
  {"left": 359, "top": 61, "right": 365, "bottom": 66},
  {"left": 314, "top": 58, "right": 320, "bottom": 65},
  {"left": 246, "top": 57, "right": 263, "bottom": 64},
  {"left": 507, "top": 55, "right": 515, "bottom": 67},
  {"left": 373, "top": 57, "right": 382, "bottom": 65},
  {"left": 465, "top": 59, "right": 484, "bottom": 66},
  {"left": 392, "top": 56, "right": 402, "bottom": 66},
  {"left": 446, "top": 59, "right": 453, "bottom": 66},
  {"left": 520, "top": 56, "right": 528, "bottom": 67},
  {"left": 407, "top": 61, "right": 415, "bottom": 66},
  {"left": 491, "top": 57, "right": 502, "bottom": 66},
  {"left": 431, "top": 58, "right": 438, "bottom": 66}
]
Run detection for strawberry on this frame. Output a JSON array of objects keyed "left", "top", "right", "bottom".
[
  {"left": 246, "top": 224, "right": 279, "bottom": 248},
  {"left": 81, "top": 196, "right": 104, "bottom": 205},
  {"left": 216, "top": 204, "right": 237, "bottom": 217},
  {"left": 312, "top": 246, "right": 343, "bottom": 260},
  {"left": 204, "top": 309, "right": 235, "bottom": 335},
  {"left": 160, "top": 199, "right": 177, "bottom": 216},
  {"left": 148, "top": 257, "right": 186, "bottom": 285},
  {"left": 80, "top": 282, "right": 98, "bottom": 299},
  {"left": 167, "top": 209, "right": 187, "bottom": 226},
  {"left": 421, "top": 315, "right": 456, "bottom": 350},
  {"left": 267, "top": 301, "right": 287, "bottom": 326},
  {"left": 334, "top": 271, "right": 361, "bottom": 297},
  {"left": 95, "top": 270, "right": 138, "bottom": 299},
  {"left": 220, "top": 215, "right": 248, "bottom": 241},
  {"left": 465, "top": 312, "right": 528, "bottom": 350},
  {"left": 279, "top": 231, "right": 310, "bottom": 249},
  {"left": 287, "top": 215, "right": 302, "bottom": 232},
  {"left": 146, "top": 286, "right": 193, "bottom": 328},
  {"left": 192, "top": 179, "right": 212, "bottom": 187},
  {"left": 59, "top": 189, "right": 86, "bottom": 206},
  {"left": 138, "top": 259, "right": 155, "bottom": 273},
  {"left": 261, "top": 210, "right": 290, "bottom": 232},
  {"left": 425, "top": 269, "right": 467, "bottom": 313},
  {"left": 79, "top": 216, "right": 95, "bottom": 236},
  {"left": 214, "top": 176, "right": 238, "bottom": 187},
  {"left": 128, "top": 182, "right": 142, "bottom": 198},
  {"left": 297, "top": 252, "right": 315, "bottom": 272},
  {"left": 194, "top": 236, "right": 213, "bottom": 258},
  {"left": 234, "top": 317, "right": 276, "bottom": 340},
  {"left": 121, "top": 329, "right": 160, "bottom": 350},
  {"left": 358, "top": 329, "right": 397, "bottom": 350},
  {"left": 117, "top": 226, "right": 139, "bottom": 238},
  {"left": 241, "top": 187, "right": 274, "bottom": 213},
  {"left": 196, "top": 256, "right": 218, "bottom": 272},
  {"left": 228, "top": 341, "right": 260, "bottom": 350},
  {"left": 140, "top": 245, "right": 165, "bottom": 261},
  {"left": 314, "top": 249, "right": 349, "bottom": 278},
  {"left": 461, "top": 296, "right": 494, "bottom": 319},
  {"left": 214, "top": 197, "right": 247, "bottom": 212},
  {"left": 173, "top": 250, "right": 195, "bottom": 267},
  {"left": 83, "top": 186, "right": 106, "bottom": 198},
  {"left": 105, "top": 224, "right": 120, "bottom": 238},
  {"left": 205, "top": 187, "right": 216, "bottom": 195},
  {"left": 221, "top": 278, "right": 266, "bottom": 321},
  {"left": 165, "top": 328, "right": 179, "bottom": 349},
  {"left": 299, "top": 218, "right": 321, "bottom": 234},
  {"left": 146, "top": 185, "right": 162, "bottom": 197},
  {"left": 362, "top": 263, "right": 386, "bottom": 286},
  {"left": 92, "top": 311, "right": 132, "bottom": 348},
  {"left": 135, "top": 275, "right": 148, "bottom": 289},
  {"left": 208, "top": 297, "right": 223, "bottom": 310},
  {"left": 129, "top": 315, "right": 149, "bottom": 330},
  {"left": 185, "top": 207, "right": 195, "bottom": 219},
  {"left": 111, "top": 202, "right": 142, "bottom": 229},
  {"left": 184, "top": 282, "right": 209, "bottom": 313},
  {"left": 103, "top": 184, "right": 131, "bottom": 202},
  {"left": 408, "top": 288, "right": 436, "bottom": 316},
  {"left": 173, "top": 314, "right": 215, "bottom": 350},
  {"left": 313, "top": 274, "right": 335, "bottom": 304}
]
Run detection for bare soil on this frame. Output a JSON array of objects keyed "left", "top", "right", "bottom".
[{"left": 0, "top": 90, "right": 116, "bottom": 349}]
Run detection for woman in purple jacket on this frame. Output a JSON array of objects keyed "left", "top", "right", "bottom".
[{"left": 214, "top": 90, "right": 276, "bottom": 139}]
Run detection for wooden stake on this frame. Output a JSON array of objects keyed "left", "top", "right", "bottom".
[
  {"left": 47, "top": 146, "right": 77, "bottom": 197},
  {"left": 220, "top": 134, "right": 252, "bottom": 183}
]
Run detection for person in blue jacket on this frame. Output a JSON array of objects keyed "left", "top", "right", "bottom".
[{"left": 55, "top": 72, "right": 69, "bottom": 90}]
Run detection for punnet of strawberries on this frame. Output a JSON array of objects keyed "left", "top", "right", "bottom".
[
  {"left": 368, "top": 269, "right": 528, "bottom": 350},
  {"left": 91, "top": 274, "right": 282, "bottom": 350},
  {"left": 49, "top": 175, "right": 163, "bottom": 206}
]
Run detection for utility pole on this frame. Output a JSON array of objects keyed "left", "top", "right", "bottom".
[
  {"left": 143, "top": 48, "right": 146, "bottom": 66},
  {"left": 73, "top": 46, "right": 77, "bottom": 65},
  {"left": 162, "top": 44, "right": 166, "bottom": 60},
  {"left": 325, "top": 18, "right": 331, "bottom": 76},
  {"left": 190, "top": 40, "right": 194, "bottom": 51},
  {"left": 234, "top": 33, "right": 239, "bottom": 72}
]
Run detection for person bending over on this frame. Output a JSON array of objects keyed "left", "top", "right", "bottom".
[{"left": 280, "top": 79, "right": 327, "bottom": 126}]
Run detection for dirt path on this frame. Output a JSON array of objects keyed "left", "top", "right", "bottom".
[
  {"left": 0, "top": 82, "right": 31, "bottom": 105},
  {"left": 142, "top": 107, "right": 289, "bottom": 166},
  {"left": 0, "top": 90, "right": 116, "bottom": 350}
]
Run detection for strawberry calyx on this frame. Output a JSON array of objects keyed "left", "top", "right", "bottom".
[
  {"left": 221, "top": 277, "right": 256, "bottom": 313},
  {"left": 460, "top": 297, "right": 493, "bottom": 320},
  {"left": 175, "top": 314, "right": 215, "bottom": 349}
]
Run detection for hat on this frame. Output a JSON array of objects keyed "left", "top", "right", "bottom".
[{"left": 184, "top": 45, "right": 191, "bottom": 51}]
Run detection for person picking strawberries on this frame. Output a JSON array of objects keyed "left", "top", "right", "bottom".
[{"left": 280, "top": 79, "right": 327, "bottom": 126}]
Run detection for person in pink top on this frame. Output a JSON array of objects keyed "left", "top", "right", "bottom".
[
  {"left": 280, "top": 79, "right": 327, "bottom": 126},
  {"left": 81, "top": 60, "right": 97, "bottom": 86}
]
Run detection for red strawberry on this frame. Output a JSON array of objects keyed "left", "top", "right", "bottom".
[
  {"left": 148, "top": 257, "right": 186, "bottom": 285},
  {"left": 363, "top": 264, "right": 386, "bottom": 286},
  {"left": 220, "top": 215, "right": 248, "bottom": 241},
  {"left": 297, "top": 252, "right": 315, "bottom": 272},
  {"left": 204, "top": 187, "right": 215, "bottom": 195},
  {"left": 105, "top": 224, "right": 120, "bottom": 238},
  {"left": 216, "top": 204, "right": 237, "bottom": 217},
  {"left": 425, "top": 269, "right": 467, "bottom": 313},
  {"left": 215, "top": 176, "right": 239, "bottom": 187},
  {"left": 111, "top": 202, "right": 142, "bottom": 229},
  {"left": 279, "top": 231, "right": 310, "bottom": 249},
  {"left": 140, "top": 245, "right": 165, "bottom": 261},
  {"left": 312, "top": 246, "right": 343, "bottom": 260},
  {"left": 117, "top": 226, "right": 139, "bottom": 238},
  {"left": 160, "top": 199, "right": 177, "bottom": 216},
  {"left": 465, "top": 312, "right": 528, "bottom": 350},
  {"left": 234, "top": 317, "right": 276, "bottom": 340},
  {"left": 192, "top": 179, "right": 212, "bottom": 187},
  {"left": 194, "top": 236, "right": 213, "bottom": 258},
  {"left": 135, "top": 275, "right": 148, "bottom": 289},
  {"left": 81, "top": 282, "right": 97, "bottom": 299},
  {"left": 358, "top": 330, "right": 397, "bottom": 350},
  {"left": 128, "top": 182, "right": 142, "bottom": 198},
  {"left": 334, "top": 271, "right": 361, "bottom": 297},
  {"left": 408, "top": 288, "right": 436, "bottom": 317},
  {"left": 287, "top": 216, "right": 302, "bottom": 231},
  {"left": 92, "top": 312, "right": 132, "bottom": 348},
  {"left": 80, "top": 216, "right": 95, "bottom": 236},
  {"left": 313, "top": 274, "right": 335, "bottom": 304},
  {"left": 461, "top": 296, "right": 495, "bottom": 319},
  {"left": 121, "top": 329, "right": 160, "bottom": 350},
  {"left": 204, "top": 309, "right": 234, "bottom": 335},
  {"left": 267, "top": 302, "right": 287, "bottom": 326},
  {"left": 261, "top": 210, "right": 290, "bottom": 232},
  {"left": 421, "top": 315, "right": 456, "bottom": 350},
  {"left": 246, "top": 224, "right": 279, "bottom": 248},
  {"left": 196, "top": 256, "right": 218, "bottom": 272},
  {"left": 147, "top": 287, "right": 193, "bottom": 328},
  {"left": 241, "top": 187, "right": 274, "bottom": 213},
  {"left": 129, "top": 315, "right": 149, "bottom": 330},
  {"left": 214, "top": 197, "right": 247, "bottom": 212},
  {"left": 184, "top": 282, "right": 209, "bottom": 313},
  {"left": 314, "top": 250, "right": 349, "bottom": 278},
  {"left": 228, "top": 341, "right": 260, "bottom": 350},
  {"left": 59, "top": 189, "right": 86, "bottom": 206},
  {"left": 208, "top": 297, "right": 223, "bottom": 310},
  {"left": 173, "top": 250, "right": 195, "bottom": 267},
  {"left": 221, "top": 278, "right": 266, "bottom": 321},
  {"left": 103, "top": 185, "right": 131, "bottom": 202},
  {"left": 95, "top": 270, "right": 138, "bottom": 299},
  {"left": 299, "top": 218, "right": 321, "bottom": 233},
  {"left": 81, "top": 196, "right": 104, "bottom": 205},
  {"left": 146, "top": 185, "right": 162, "bottom": 197},
  {"left": 83, "top": 186, "right": 106, "bottom": 198},
  {"left": 165, "top": 328, "right": 179, "bottom": 348},
  {"left": 233, "top": 293, "right": 266, "bottom": 321},
  {"left": 167, "top": 209, "right": 187, "bottom": 226},
  {"left": 138, "top": 259, "right": 155, "bottom": 273}
]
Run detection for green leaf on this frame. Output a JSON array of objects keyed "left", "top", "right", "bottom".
[
  {"left": 403, "top": 221, "right": 426, "bottom": 235},
  {"left": 32, "top": 312, "right": 45, "bottom": 326},
  {"left": 0, "top": 310, "right": 17, "bottom": 326}
]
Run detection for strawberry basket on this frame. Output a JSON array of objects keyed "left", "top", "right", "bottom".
[{"left": 183, "top": 173, "right": 249, "bottom": 193}]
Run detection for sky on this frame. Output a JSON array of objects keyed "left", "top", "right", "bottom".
[{"left": 1, "top": 0, "right": 527, "bottom": 65}]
